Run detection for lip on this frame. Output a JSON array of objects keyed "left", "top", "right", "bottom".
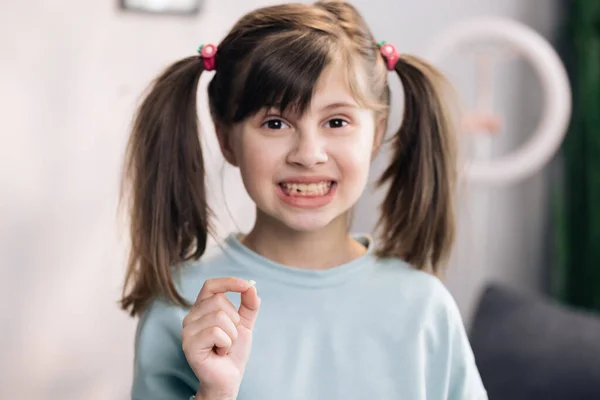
[{"left": 276, "top": 180, "right": 337, "bottom": 209}]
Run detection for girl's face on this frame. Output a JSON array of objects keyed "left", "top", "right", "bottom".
[{"left": 218, "top": 63, "right": 385, "bottom": 233}]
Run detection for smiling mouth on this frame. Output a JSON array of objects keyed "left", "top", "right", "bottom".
[{"left": 279, "top": 181, "right": 336, "bottom": 196}]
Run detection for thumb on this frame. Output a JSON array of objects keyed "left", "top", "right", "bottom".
[{"left": 238, "top": 282, "right": 260, "bottom": 330}]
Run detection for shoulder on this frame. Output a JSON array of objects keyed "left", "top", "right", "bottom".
[
  {"left": 373, "top": 256, "right": 460, "bottom": 321},
  {"left": 373, "top": 258, "right": 487, "bottom": 398},
  {"left": 370, "top": 256, "right": 467, "bottom": 345}
]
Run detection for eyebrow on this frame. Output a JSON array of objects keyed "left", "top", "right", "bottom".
[
  {"left": 320, "top": 102, "right": 359, "bottom": 111},
  {"left": 260, "top": 101, "right": 358, "bottom": 118}
]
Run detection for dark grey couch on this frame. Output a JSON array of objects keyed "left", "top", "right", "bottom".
[{"left": 469, "top": 284, "right": 600, "bottom": 400}]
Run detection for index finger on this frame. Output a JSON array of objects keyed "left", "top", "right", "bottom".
[{"left": 196, "top": 277, "right": 253, "bottom": 303}]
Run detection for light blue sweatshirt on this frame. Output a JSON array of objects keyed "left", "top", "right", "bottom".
[{"left": 131, "top": 234, "right": 487, "bottom": 400}]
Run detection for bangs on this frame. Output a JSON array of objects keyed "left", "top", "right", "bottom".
[{"left": 231, "top": 32, "right": 334, "bottom": 122}]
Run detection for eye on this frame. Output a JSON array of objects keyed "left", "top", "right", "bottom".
[
  {"left": 262, "top": 119, "right": 290, "bottom": 130},
  {"left": 325, "top": 118, "right": 349, "bottom": 129}
]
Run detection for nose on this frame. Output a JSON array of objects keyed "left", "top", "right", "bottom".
[{"left": 286, "top": 130, "right": 328, "bottom": 168}]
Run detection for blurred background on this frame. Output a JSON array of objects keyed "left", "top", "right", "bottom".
[{"left": 2, "top": 0, "right": 599, "bottom": 399}]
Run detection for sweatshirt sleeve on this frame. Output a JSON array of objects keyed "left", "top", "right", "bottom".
[
  {"left": 438, "top": 289, "right": 488, "bottom": 400},
  {"left": 131, "top": 299, "right": 198, "bottom": 400}
]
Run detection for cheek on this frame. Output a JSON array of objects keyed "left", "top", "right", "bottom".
[
  {"left": 336, "top": 131, "right": 375, "bottom": 182},
  {"left": 235, "top": 134, "right": 281, "bottom": 188},
  {"left": 329, "top": 142, "right": 373, "bottom": 202},
  {"left": 342, "top": 148, "right": 372, "bottom": 183}
]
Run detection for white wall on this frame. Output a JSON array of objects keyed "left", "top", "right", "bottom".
[{"left": 0, "top": 0, "right": 561, "bottom": 398}]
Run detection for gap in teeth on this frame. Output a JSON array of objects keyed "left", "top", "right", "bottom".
[{"left": 282, "top": 181, "right": 333, "bottom": 195}]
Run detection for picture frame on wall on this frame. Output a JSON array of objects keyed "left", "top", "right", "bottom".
[{"left": 119, "top": 0, "right": 201, "bottom": 15}]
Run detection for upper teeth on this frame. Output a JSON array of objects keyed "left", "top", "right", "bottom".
[{"left": 282, "top": 181, "right": 332, "bottom": 194}]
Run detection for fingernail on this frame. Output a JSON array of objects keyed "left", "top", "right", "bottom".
[{"left": 248, "top": 280, "right": 256, "bottom": 287}]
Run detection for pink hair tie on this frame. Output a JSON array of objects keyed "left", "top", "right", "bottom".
[
  {"left": 197, "top": 44, "right": 217, "bottom": 71},
  {"left": 378, "top": 41, "right": 399, "bottom": 71}
]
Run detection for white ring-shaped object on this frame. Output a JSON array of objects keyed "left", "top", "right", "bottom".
[{"left": 425, "top": 18, "right": 572, "bottom": 185}]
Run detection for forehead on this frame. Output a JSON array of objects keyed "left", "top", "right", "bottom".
[{"left": 308, "top": 61, "right": 359, "bottom": 110}]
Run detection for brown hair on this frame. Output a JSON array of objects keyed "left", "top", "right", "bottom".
[{"left": 120, "top": 1, "right": 457, "bottom": 317}]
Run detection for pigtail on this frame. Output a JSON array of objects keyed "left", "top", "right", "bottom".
[
  {"left": 120, "top": 56, "right": 211, "bottom": 317},
  {"left": 376, "top": 55, "right": 457, "bottom": 274}
]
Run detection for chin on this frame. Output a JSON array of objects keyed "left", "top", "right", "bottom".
[{"left": 278, "top": 213, "right": 337, "bottom": 233}]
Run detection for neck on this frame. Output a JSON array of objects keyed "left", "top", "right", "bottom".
[{"left": 241, "top": 211, "right": 366, "bottom": 270}]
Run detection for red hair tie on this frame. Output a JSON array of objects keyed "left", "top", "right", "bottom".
[
  {"left": 197, "top": 44, "right": 217, "bottom": 71},
  {"left": 378, "top": 41, "right": 399, "bottom": 71}
]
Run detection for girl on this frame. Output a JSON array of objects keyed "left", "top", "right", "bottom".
[{"left": 120, "top": 1, "right": 487, "bottom": 399}]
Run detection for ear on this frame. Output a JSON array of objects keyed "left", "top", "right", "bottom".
[
  {"left": 371, "top": 116, "right": 387, "bottom": 159},
  {"left": 215, "top": 122, "right": 239, "bottom": 167}
]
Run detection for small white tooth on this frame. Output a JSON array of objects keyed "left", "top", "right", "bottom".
[{"left": 308, "top": 183, "right": 317, "bottom": 192}]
